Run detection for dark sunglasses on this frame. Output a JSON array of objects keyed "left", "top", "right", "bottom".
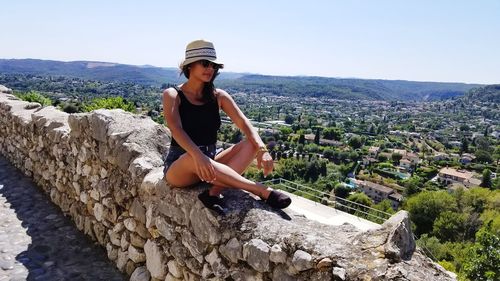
[{"left": 199, "top": 60, "right": 220, "bottom": 70}]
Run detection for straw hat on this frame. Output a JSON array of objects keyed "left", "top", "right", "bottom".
[{"left": 179, "top": 39, "right": 224, "bottom": 69}]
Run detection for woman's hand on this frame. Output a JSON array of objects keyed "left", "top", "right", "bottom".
[
  {"left": 257, "top": 150, "right": 274, "bottom": 177},
  {"left": 192, "top": 152, "right": 217, "bottom": 183}
]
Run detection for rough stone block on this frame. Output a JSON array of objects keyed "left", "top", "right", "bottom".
[
  {"left": 144, "top": 239, "right": 167, "bottom": 279},
  {"left": 220, "top": 237, "right": 243, "bottom": 264},
  {"left": 243, "top": 239, "right": 270, "bottom": 273},
  {"left": 291, "top": 250, "right": 313, "bottom": 271}
]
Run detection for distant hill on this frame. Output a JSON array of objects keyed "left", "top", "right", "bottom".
[
  {"left": 0, "top": 59, "right": 180, "bottom": 85},
  {"left": 217, "top": 74, "right": 478, "bottom": 101},
  {"left": 0, "top": 58, "right": 481, "bottom": 101},
  {"left": 463, "top": 84, "right": 500, "bottom": 103}
]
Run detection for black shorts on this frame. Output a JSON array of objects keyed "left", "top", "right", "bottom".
[{"left": 162, "top": 144, "right": 221, "bottom": 175}]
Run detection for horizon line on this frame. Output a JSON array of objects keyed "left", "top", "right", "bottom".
[{"left": 0, "top": 57, "right": 492, "bottom": 86}]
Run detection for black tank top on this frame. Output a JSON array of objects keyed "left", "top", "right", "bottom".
[{"left": 170, "top": 87, "right": 221, "bottom": 147}]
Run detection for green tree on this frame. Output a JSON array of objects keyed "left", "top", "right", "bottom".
[
  {"left": 391, "top": 153, "right": 403, "bottom": 165},
  {"left": 334, "top": 183, "right": 351, "bottom": 198},
  {"left": 377, "top": 153, "right": 388, "bottom": 162},
  {"left": 476, "top": 150, "right": 493, "bottom": 164},
  {"left": 405, "top": 191, "right": 457, "bottom": 236},
  {"left": 432, "top": 211, "right": 467, "bottom": 242},
  {"left": 481, "top": 169, "right": 492, "bottom": 189},
  {"left": 462, "top": 222, "right": 500, "bottom": 281},
  {"left": 323, "top": 148, "right": 335, "bottom": 159},
  {"left": 493, "top": 146, "right": 500, "bottom": 166},
  {"left": 323, "top": 127, "right": 343, "bottom": 140},
  {"left": 82, "top": 96, "right": 135, "bottom": 112},
  {"left": 15, "top": 90, "right": 52, "bottom": 106},
  {"left": 416, "top": 234, "right": 449, "bottom": 261},
  {"left": 304, "top": 159, "right": 321, "bottom": 182},
  {"left": 403, "top": 176, "right": 424, "bottom": 197},
  {"left": 460, "top": 187, "right": 493, "bottom": 214},
  {"left": 320, "top": 160, "right": 327, "bottom": 177},
  {"left": 314, "top": 128, "right": 320, "bottom": 145},
  {"left": 461, "top": 138, "right": 469, "bottom": 154},
  {"left": 298, "top": 134, "right": 305, "bottom": 145},
  {"left": 280, "top": 126, "right": 293, "bottom": 138},
  {"left": 347, "top": 192, "right": 372, "bottom": 206},
  {"left": 369, "top": 124, "right": 376, "bottom": 134},
  {"left": 348, "top": 135, "right": 363, "bottom": 149},
  {"left": 296, "top": 144, "right": 304, "bottom": 153},
  {"left": 373, "top": 199, "right": 396, "bottom": 214},
  {"left": 346, "top": 192, "right": 373, "bottom": 215}
]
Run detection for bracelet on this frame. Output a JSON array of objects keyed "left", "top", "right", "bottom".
[{"left": 258, "top": 146, "right": 268, "bottom": 152}]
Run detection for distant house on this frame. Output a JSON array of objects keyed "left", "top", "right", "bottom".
[
  {"left": 304, "top": 134, "right": 343, "bottom": 147},
  {"left": 378, "top": 152, "right": 392, "bottom": 161},
  {"left": 358, "top": 180, "right": 402, "bottom": 210},
  {"left": 472, "top": 132, "right": 483, "bottom": 139},
  {"left": 405, "top": 152, "right": 420, "bottom": 165},
  {"left": 304, "top": 134, "right": 316, "bottom": 142},
  {"left": 390, "top": 149, "right": 407, "bottom": 157},
  {"left": 399, "top": 159, "right": 412, "bottom": 171},
  {"left": 319, "top": 139, "right": 343, "bottom": 147},
  {"left": 368, "top": 146, "right": 380, "bottom": 158},
  {"left": 460, "top": 153, "right": 476, "bottom": 164},
  {"left": 438, "top": 167, "right": 478, "bottom": 187},
  {"left": 362, "top": 157, "right": 378, "bottom": 167},
  {"left": 388, "top": 193, "right": 404, "bottom": 210},
  {"left": 433, "top": 152, "right": 449, "bottom": 161}
]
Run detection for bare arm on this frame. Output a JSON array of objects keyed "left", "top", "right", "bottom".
[
  {"left": 162, "top": 88, "right": 216, "bottom": 182},
  {"left": 218, "top": 89, "right": 274, "bottom": 176},
  {"left": 217, "top": 89, "right": 265, "bottom": 149}
]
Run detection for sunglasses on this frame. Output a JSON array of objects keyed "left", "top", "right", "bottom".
[{"left": 199, "top": 60, "right": 220, "bottom": 70}]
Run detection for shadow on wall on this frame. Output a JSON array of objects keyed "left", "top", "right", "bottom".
[{"left": 0, "top": 155, "right": 126, "bottom": 280}]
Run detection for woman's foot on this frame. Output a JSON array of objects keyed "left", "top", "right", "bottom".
[
  {"left": 198, "top": 190, "right": 226, "bottom": 214},
  {"left": 260, "top": 189, "right": 291, "bottom": 209}
]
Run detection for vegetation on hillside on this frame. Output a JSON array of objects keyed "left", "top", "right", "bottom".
[
  {"left": 0, "top": 59, "right": 480, "bottom": 101},
  {"left": 464, "top": 84, "right": 500, "bottom": 103}
]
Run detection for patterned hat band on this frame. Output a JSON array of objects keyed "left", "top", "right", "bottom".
[
  {"left": 180, "top": 39, "right": 223, "bottom": 69},
  {"left": 185, "top": 47, "right": 217, "bottom": 60}
]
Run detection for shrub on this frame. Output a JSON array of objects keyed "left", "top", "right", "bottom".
[{"left": 15, "top": 90, "right": 52, "bottom": 106}]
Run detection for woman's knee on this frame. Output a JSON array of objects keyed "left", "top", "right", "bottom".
[{"left": 164, "top": 155, "right": 199, "bottom": 187}]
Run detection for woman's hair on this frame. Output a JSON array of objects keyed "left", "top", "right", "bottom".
[{"left": 181, "top": 63, "right": 219, "bottom": 103}]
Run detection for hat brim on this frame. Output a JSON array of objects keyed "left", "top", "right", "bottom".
[{"left": 180, "top": 57, "right": 224, "bottom": 69}]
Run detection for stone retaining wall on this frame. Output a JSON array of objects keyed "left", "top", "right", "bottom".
[{"left": 0, "top": 87, "right": 456, "bottom": 281}]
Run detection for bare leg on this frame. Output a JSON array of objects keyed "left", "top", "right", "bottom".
[
  {"left": 165, "top": 141, "right": 271, "bottom": 199},
  {"left": 209, "top": 139, "right": 259, "bottom": 196}
]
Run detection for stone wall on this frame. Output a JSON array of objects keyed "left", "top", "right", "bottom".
[{"left": 0, "top": 87, "right": 456, "bottom": 281}]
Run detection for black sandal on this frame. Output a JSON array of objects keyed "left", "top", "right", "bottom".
[
  {"left": 265, "top": 190, "right": 292, "bottom": 209},
  {"left": 198, "top": 190, "right": 226, "bottom": 215}
]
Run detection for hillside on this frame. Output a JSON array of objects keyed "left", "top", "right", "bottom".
[
  {"left": 463, "top": 84, "right": 500, "bottom": 103},
  {"left": 0, "top": 58, "right": 481, "bottom": 101},
  {"left": 218, "top": 74, "right": 477, "bottom": 101}
]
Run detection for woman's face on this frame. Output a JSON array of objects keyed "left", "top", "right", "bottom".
[{"left": 189, "top": 60, "right": 220, "bottom": 82}]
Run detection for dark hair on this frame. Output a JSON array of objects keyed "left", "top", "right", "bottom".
[{"left": 181, "top": 63, "right": 220, "bottom": 103}]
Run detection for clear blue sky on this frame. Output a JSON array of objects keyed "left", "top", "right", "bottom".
[{"left": 2, "top": 1, "right": 500, "bottom": 84}]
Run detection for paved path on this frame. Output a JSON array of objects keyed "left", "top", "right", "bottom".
[
  {"left": 282, "top": 191, "right": 381, "bottom": 231},
  {"left": 0, "top": 155, "right": 125, "bottom": 281}
]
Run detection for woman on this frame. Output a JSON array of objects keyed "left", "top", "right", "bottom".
[{"left": 162, "top": 39, "right": 291, "bottom": 213}]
